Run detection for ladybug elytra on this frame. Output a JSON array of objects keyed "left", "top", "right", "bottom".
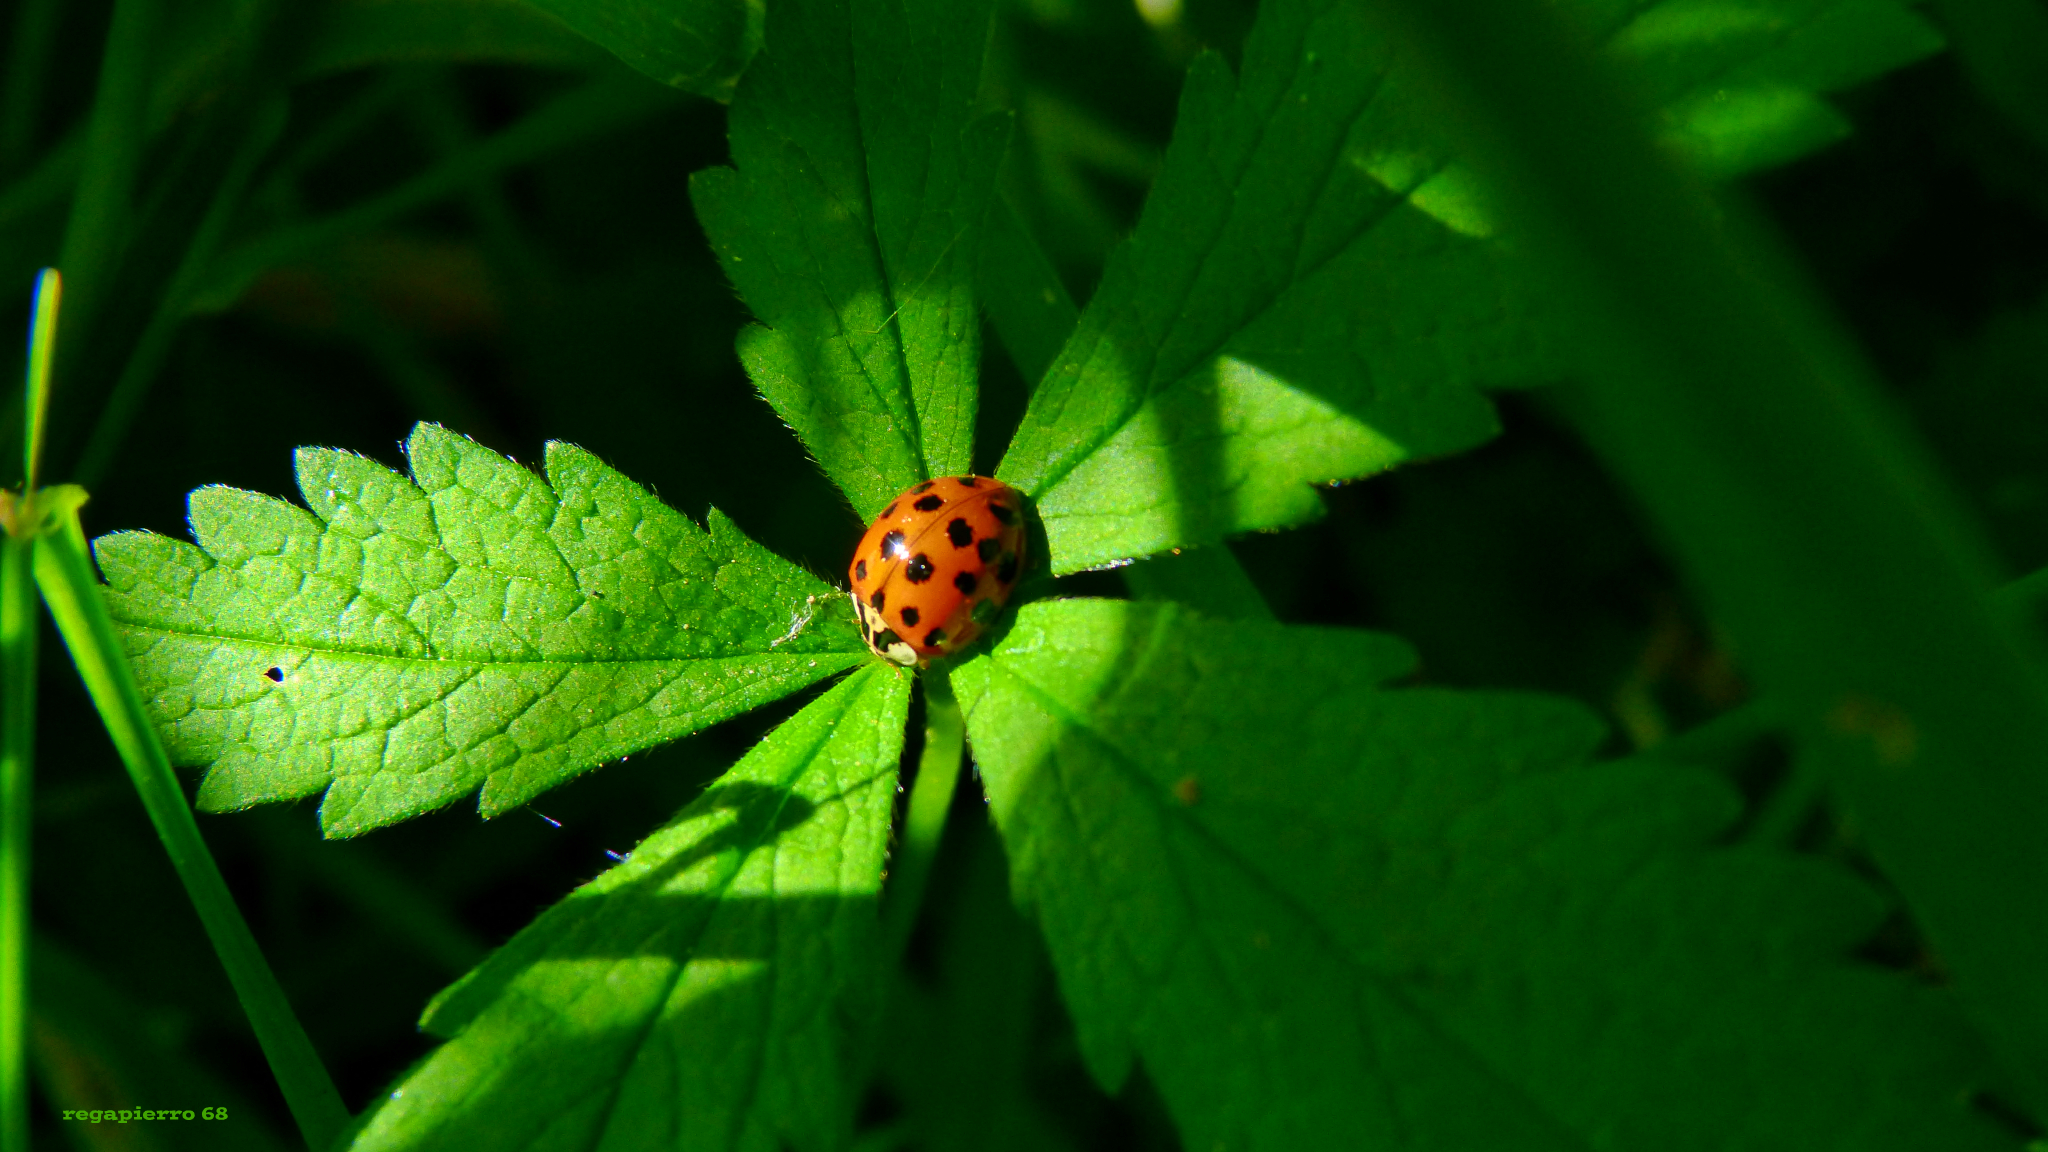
[{"left": 849, "top": 476, "right": 1025, "bottom": 666}]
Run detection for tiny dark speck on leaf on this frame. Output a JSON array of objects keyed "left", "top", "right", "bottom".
[{"left": 263, "top": 667, "right": 285, "bottom": 683}]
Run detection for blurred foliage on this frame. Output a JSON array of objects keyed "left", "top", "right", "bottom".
[{"left": 5, "top": 0, "right": 2048, "bottom": 1147}]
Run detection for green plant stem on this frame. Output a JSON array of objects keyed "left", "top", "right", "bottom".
[
  {"left": 72, "top": 103, "right": 284, "bottom": 489},
  {"left": 0, "top": 0, "right": 63, "bottom": 174},
  {"left": 190, "top": 73, "right": 674, "bottom": 314},
  {"left": 885, "top": 668, "right": 965, "bottom": 960},
  {"left": 1376, "top": 0, "right": 2048, "bottom": 1114},
  {"left": 21, "top": 269, "right": 58, "bottom": 493},
  {"left": 31, "top": 490, "right": 348, "bottom": 1150},
  {"left": 251, "top": 69, "right": 425, "bottom": 216},
  {"left": 0, "top": 528, "right": 34, "bottom": 1152},
  {"left": 56, "top": 0, "right": 160, "bottom": 347},
  {"left": 0, "top": 127, "right": 81, "bottom": 234}
]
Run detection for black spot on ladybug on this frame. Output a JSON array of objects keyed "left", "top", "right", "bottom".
[
  {"left": 875, "top": 628, "right": 903, "bottom": 650},
  {"left": 881, "top": 530, "right": 905, "bottom": 559},
  {"left": 906, "top": 554, "right": 935, "bottom": 583},
  {"left": 977, "top": 537, "right": 999, "bottom": 562},
  {"left": 924, "top": 627, "right": 946, "bottom": 647},
  {"left": 947, "top": 518, "right": 974, "bottom": 547},
  {"left": 854, "top": 559, "right": 867, "bottom": 581},
  {"left": 263, "top": 667, "right": 285, "bottom": 683},
  {"left": 914, "top": 494, "right": 944, "bottom": 512},
  {"left": 883, "top": 502, "right": 897, "bottom": 518},
  {"left": 954, "top": 571, "right": 977, "bottom": 594},
  {"left": 988, "top": 501, "right": 1017, "bottom": 525},
  {"left": 997, "top": 553, "right": 1019, "bottom": 584},
  {"left": 956, "top": 476, "right": 981, "bottom": 487},
  {"left": 900, "top": 606, "right": 921, "bottom": 627},
  {"left": 870, "top": 589, "right": 887, "bottom": 610},
  {"left": 913, "top": 481, "right": 935, "bottom": 494}
]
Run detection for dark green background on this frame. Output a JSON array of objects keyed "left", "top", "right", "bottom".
[{"left": 4, "top": 0, "right": 2045, "bottom": 1147}]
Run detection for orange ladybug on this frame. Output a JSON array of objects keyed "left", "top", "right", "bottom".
[{"left": 849, "top": 476, "right": 1026, "bottom": 666}]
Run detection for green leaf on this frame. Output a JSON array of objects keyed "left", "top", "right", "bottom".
[
  {"left": 1602, "top": 0, "right": 1943, "bottom": 178},
  {"left": 690, "top": 0, "right": 1010, "bottom": 519},
  {"left": 997, "top": 0, "right": 1941, "bottom": 575},
  {"left": 953, "top": 599, "right": 2015, "bottom": 1150},
  {"left": 511, "top": 0, "right": 760, "bottom": 99},
  {"left": 348, "top": 663, "right": 912, "bottom": 1152},
  {"left": 95, "top": 422, "right": 866, "bottom": 838},
  {"left": 995, "top": 0, "right": 1541, "bottom": 574}
]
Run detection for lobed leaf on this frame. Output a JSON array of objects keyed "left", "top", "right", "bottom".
[
  {"left": 953, "top": 599, "right": 2016, "bottom": 1150},
  {"left": 347, "top": 663, "right": 912, "bottom": 1152},
  {"left": 690, "top": 0, "right": 1010, "bottom": 519},
  {"left": 997, "top": 0, "right": 1941, "bottom": 574},
  {"left": 95, "top": 422, "right": 866, "bottom": 838},
  {"left": 514, "top": 0, "right": 761, "bottom": 99}
]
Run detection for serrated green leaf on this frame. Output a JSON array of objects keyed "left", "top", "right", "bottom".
[
  {"left": 953, "top": 599, "right": 2015, "bottom": 1150},
  {"left": 96, "top": 422, "right": 866, "bottom": 838},
  {"left": 997, "top": 0, "right": 1941, "bottom": 575},
  {"left": 347, "top": 663, "right": 911, "bottom": 1152},
  {"left": 690, "top": 0, "right": 1010, "bottom": 519},
  {"left": 994, "top": 0, "right": 1542, "bottom": 574}
]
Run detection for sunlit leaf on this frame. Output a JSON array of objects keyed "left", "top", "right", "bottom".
[
  {"left": 96, "top": 422, "right": 864, "bottom": 837},
  {"left": 691, "top": 0, "right": 1010, "bottom": 517},
  {"left": 349, "top": 664, "right": 911, "bottom": 1151}
]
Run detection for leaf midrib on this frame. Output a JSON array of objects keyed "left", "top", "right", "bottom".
[
  {"left": 1017, "top": 64, "right": 1430, "bottom": 506},
  {"left": 583, "top": 668, "right": 877, "bottom": 1152},
  {"left": 981, "top": 636, "right": 1597, "bottom": 1151},
  {"left": 114, "top": 622, "right": 867, "bottom": 667}
]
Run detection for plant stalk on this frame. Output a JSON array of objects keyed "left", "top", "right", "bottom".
[
  {"left": 21, "top": 270, "right": 58, "bottom": 495},
  {"left": 0, "top": 527, "right": 34, "bottom": 1152},
  {"left": 56, "top": 0, "right": 160, "bottom": 347},
  {"left": 885, "top": 668, "right": 966, "bottom": 960},
  {"left": 32, "top": 491, "right": 348, "bottom": 1150}
]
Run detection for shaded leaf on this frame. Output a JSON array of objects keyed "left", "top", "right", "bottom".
[
  {"left": 997, "top": 0, "right": 1941, "bottom": 574},
  {"left": 1605, "top": 0, "right": 1943, "bottom": 178},
  {"left": 691, "top": 0, "right": 1010, "bottom": 519},
  {"left": 348, "top": 663, "right": 911, "bottom": 1151},
  {"left": 953, "top": 599, "right": 2015, "bottom": 1150},
  {"left": 517, "top": 0, "right": 761, "bottom": 98},
  {"left": 96, "top": 422, "right": 864, "bottom": 837}
]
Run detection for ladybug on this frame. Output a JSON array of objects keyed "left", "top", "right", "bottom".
[{"left": 849, "top": 476, "right": 1026, "bottom": 666}]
